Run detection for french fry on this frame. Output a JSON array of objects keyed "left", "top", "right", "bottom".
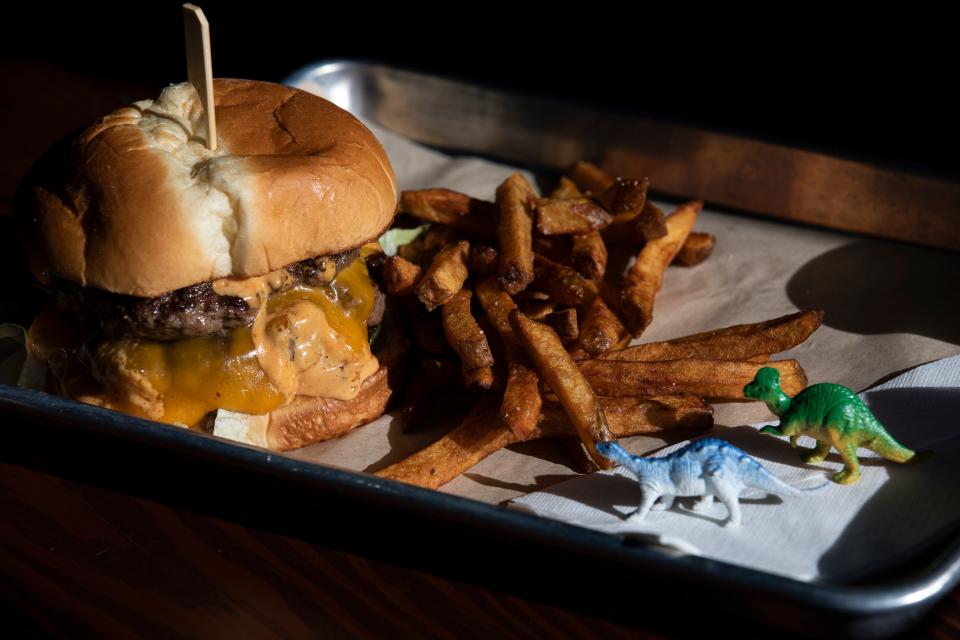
[
  {"left": 441, "top": 289, "right": 495, "bottom": 372},
  {"left": 383, "top": 255, "right": 422, "bottom": 295},
  {"left": 535, "top": 197, "right": 612, "bottom": 235},
  {"left": 399, "top": 189, "right": 496, "bottom": 238},
  {"left": 509, "top": 309, "right": 613, "bottom": 468},
  {"left": 600, "top": 310, "right": 824, "bottom": 362},
  {"left": 376, "top": 393, "right": 714, "bottom": 489},
  {"left": 571, "top": 231, "right": 607, "bottom": 280},
  {"left": 533, "top": 254, "right": 590, "bottom": 306},
  {"left": 500, "top": 362, "right": 542, "bottom": 440},
  {"left": 620, "top": 201, "right": 701, "bottom": 336},
  {"left": 475, "top": 277, "right": 521, "bottom": 343},
  {"left": 578, "top": 358, "right": 808, "bottom": 400},
  {"left": 538, "top": 394, "right": 714, "bottom": 437},
  {"left": 496, "top": 173, "right": 537, "bottom": 294},
  {"left": 376, "top": 399, "right": 512, "bottom": 489},
  {"left": 517, "top": 299, "right": 556, "bottom": 321},
  {"left": 462, "top": 364, "right": 496, "bottom": 391},
  {"left": 470, "top": 245, "right": 498, "bottom": 279},
  {"left": 475, "top": 278, "right": 542, "bottom": 438},
  {"left": 543, "top": 308, "right": 579, "bottom": 343},
  {"left": 416, "top": 241, "right": 470, "bottom": 311},
  {"left": 568, "top": 161, "right": 614, "bottom": 194},
  {"left": 600, "top": 177, "right": 649, "bottom": 224},
  {"left": 398, "top": 225, "right": 460, "bottom": 266},
  {"left": 634, "top": 201, "right": 668, "bottom": 242},
  {"left": 551, "top": 176, "right": 583, "bottom": 199},
  {"left": 569, "top": 297, "right": 625, "bottom": 359},
  {"left": 532, "top": 236, "right": 572, "bottom": 265},
  {"left": 674, "top": 232, "right": 716, "bottom": 266}
]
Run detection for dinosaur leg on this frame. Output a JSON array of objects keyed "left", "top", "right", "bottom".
[
  {"left": 832, "top": 436, "right": 862, "bottom": 485},
  {"left": 800, "top": 440, "right": 832, "bottom": 465},
  {"left": 692, "top": 494, "right": 714, "bottom": 513},
  {"left": 790, "top": 435, "right": 800, "bottom": 449},
  {"left": 869, "top": 431, "right": 915, "bottom": 464},
  {"left": 760, "top": 425, "right": 784, "bottom": 437},
  {"left": 627, "top": 489, "right": 659, "bottom": 521},
  {"left": 716, "top": 487, "right": 742, "bottom": 528},
  {"left": 651, "top": 495, "right": 676, "bottom": 511}
]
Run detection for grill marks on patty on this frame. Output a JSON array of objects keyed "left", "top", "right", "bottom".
[{"left": 55, "top": 249, "right": 384, "bottom": 341}]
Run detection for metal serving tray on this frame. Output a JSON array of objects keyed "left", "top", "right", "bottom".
[{"left": 3, "top": 60, "right": 959, "bottom": 638}]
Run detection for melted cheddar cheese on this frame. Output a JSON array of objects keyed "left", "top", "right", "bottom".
[{"left": 50, "top": 251, "right": 380, "bottom": 429}]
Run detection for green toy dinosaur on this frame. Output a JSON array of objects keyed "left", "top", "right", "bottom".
[{"left": 743, "top": 367, "right": 915, "bottom": 484}]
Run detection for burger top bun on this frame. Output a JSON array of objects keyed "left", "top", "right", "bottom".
[{"left": 16, "top": 79, "right": 397, "bottom": 297}]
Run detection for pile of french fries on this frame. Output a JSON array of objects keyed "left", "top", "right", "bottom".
[{"left": 373, "top": 162, "right": 822, "bottom": 488}]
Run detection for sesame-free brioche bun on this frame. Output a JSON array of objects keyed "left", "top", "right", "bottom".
[{"left": 16, "top": 78, "right": 397, "bottom": 298}]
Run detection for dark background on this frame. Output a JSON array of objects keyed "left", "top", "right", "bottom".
[{"left": 2, "top": 3, "right": 957, "bottom": 177}]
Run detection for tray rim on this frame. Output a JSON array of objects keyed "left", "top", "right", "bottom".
[{"left": 4, "top": 378, "right": 960, "bottom": 628}]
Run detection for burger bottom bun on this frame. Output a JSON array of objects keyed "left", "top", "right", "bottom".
[{"left": 213, "top": 323, "right": 409, "bottom": 451}]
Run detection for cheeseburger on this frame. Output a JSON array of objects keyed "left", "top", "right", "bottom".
[{"left": 15, "top": 79, "right": 405, "bottom": 450}]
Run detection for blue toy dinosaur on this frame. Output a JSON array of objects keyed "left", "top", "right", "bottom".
[{"left": 596, "top": 438, "right": 819, "bottom": 527}]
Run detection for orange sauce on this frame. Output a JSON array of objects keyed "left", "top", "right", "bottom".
[{"left": 49, "top": 251, "right": 380, "bottom": 429}]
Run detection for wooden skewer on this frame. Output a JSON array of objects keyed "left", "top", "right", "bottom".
[{"left": 182, "top": 3, "right": 217, "bottom": 151}]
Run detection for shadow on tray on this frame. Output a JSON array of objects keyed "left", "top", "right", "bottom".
[{"left": 787, "top": 240, "right": 960, "bottom": 345}]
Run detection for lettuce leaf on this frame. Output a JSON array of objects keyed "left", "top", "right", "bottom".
[{"left": 378, "top": 224, "right": 429, "bottom": 257}]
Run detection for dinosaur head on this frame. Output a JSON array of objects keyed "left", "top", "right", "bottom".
[
  {"left": 744, "top": 367, "right": 781, "bottom": 400},
  {"left": 744, "top": 367, "right": 792, "bottom": 415}
]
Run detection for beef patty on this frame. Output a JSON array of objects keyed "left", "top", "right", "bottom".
[{"left": 54, "top": 249, "right": 385, "bottom": 341}]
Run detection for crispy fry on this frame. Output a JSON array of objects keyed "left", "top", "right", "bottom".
[
  {"left": 399, "top": 189, "right": 496, "bottom": 238},
  {"left": 535, "top": 197, "right": 612, "bottom": 235},
  {"left": 569, "top": 297, "right": 625, "bottom": 359},
  {"left": 571, "top": 231, "right": 607, "bottom": 280},
  {"left": 620, "top": 201, "right": 701, "bottom": 336},
  {"left": 462, "top": 363, "right": 496, "bottom": 390},
  {"left": 397, "top": 225, "right": 460, "bottom": 266},
  {"left": 600, "top": 177, "right": 649, "bottom": 224},
  {"left": 441, "top": 289, "right": 495, "bottom": 373},
  {"left": 470, "top": 245, "right": 498, "bottom": 279},
  {"left": 578, "top": 358, "right": 808, "bottom": 400},
  {"left": 415, "top": 241, "right": 470, "bottom": 311},
  {"left": 674, "top": 232, "right": 716, "bottom": 266},
  {"left": 383, "top": 255, "right": 422, "bottom": 295},
  {"left": 601, "top": 310, "right": 824, "bottom": 362},
  {"left": 475, "top": 278, "right": 543, "bottom": 438},
  {"left": 551, "top": 176, "right": 583, "bottom": 199},
  {"left": 568, "top": 161, "right": 614, "bottom": 194},
  {"left": 376, "top": 399, "right": 511, "bottom": 489},
  {"left": 496, "top": 173, "right": 537, "bottom": 294},
  {"left": 538, "top": 394, "right": 713, "bottom": 437},
  {"left": 533, "top": 254, "right": 590, "bottom": 306},
  {"left": 475, "top": 277, "right": 519, "bottom": 343},
  {"left": 517, "top": 299, "right": 556, "bottom": 321},
  {"left": 544, "top": 308, "right": 579, "bottom": 343},
  {"left": 377, "top": 393, "right": 714, "bottom": 489},
  {"left": 634, "top": 201, "right": 668, "bottom": 242},
  {"left": 532, "top": 236, "right": 572, "bottom": 265},
  {"left": 500, "top": 362, "right": 542, "bottom": 439},
  {"left": 509, "top": 309, "right": 613, "bottom": 468}
]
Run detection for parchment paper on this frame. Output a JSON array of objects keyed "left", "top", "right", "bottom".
[{"left": 278, "top": 122, "right": 960, "bottom": 506}]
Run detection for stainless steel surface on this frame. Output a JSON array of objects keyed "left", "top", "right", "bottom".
[{"left": 286, "top": 61, "right": 960, "bottom": 252}]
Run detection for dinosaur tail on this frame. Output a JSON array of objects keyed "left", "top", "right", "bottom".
[
  {"left": 745, "top": 463, "right": 819, "bottom": 498},
  {"left": 869, "top": 429, "right": 915, "bottom": 463}
]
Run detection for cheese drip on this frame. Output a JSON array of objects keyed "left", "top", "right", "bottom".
[{"left": 91, "top": 253, "right": 378, "bottom": 428}]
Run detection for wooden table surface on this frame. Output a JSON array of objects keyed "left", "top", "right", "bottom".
[{"left": 1, "top": 58, "right": 958, "bottom": 639}]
